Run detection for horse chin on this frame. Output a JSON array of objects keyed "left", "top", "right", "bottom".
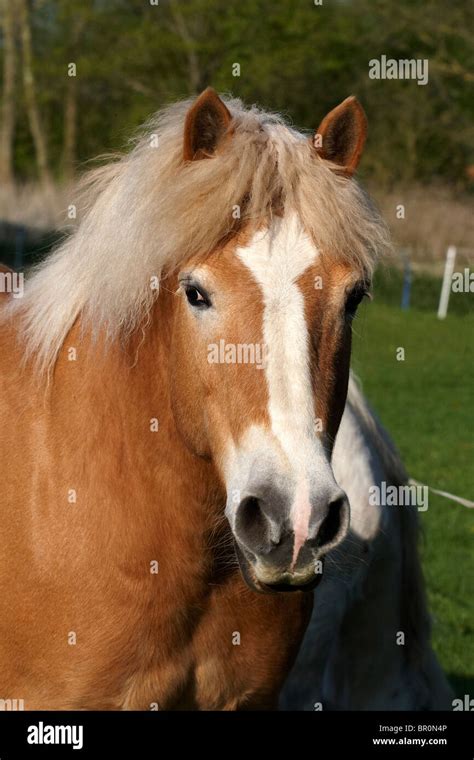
[
  {"left": 233, "top": 541, "right": 322, "bottom": 595},
  {"left": 233, "top": 541, "right": 267, "bottom": 593}
]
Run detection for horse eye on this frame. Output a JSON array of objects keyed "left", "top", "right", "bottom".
[
  {"left": 185, "top": 285, "right": 210, "bottom": 309},
  {"left": 345, "top": 286, "right": 368, "bottom": 319}
]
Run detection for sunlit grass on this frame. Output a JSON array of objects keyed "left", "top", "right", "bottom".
[{"left": 352, "top": 291, "right": 474, "bottom": 695}]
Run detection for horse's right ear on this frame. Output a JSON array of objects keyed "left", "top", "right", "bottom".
[
  {"left": 313, "top": 96, "right": 367, "bottom": 176},
  {"left": 183, "top": 88, "right": 232, "bottom": 161}
]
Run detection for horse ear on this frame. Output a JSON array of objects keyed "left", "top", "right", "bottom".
[
  {"left": 183, "top": 88, "right": 232, "bottom": 161},
  {"left": 313, "top": 96, "right": 367, "bottom": 176}
]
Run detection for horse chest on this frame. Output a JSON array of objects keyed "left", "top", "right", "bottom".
[{"left": 121, "top": 580, "right": 312, "bottom": 710}]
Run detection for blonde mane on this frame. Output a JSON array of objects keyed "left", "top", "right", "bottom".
[{"left": 3, "top": 95, "right": 390, "bottom": 372}]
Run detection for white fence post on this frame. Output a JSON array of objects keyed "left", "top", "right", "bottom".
[{"left": 437, "top": 245, "right": 457, "bottom": 319}]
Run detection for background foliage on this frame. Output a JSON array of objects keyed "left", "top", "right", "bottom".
[{"left": 2, "top": 0, "right": 473, "bottom": 188}]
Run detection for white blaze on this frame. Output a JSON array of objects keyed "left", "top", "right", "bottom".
[{"left": 236, "top": 214, "right": 329, "bottom": 562}]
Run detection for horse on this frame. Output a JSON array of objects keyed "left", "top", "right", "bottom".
[
  {"left": 280, "top": 378, "right": 453, "bottom": 709},
  {"left": 0, "top": 88, "right": 450, "bottom": 710}
]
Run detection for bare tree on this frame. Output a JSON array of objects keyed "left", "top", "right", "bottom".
[
  {"left": 168, "top": 0, "right": 202, "bottom": 94},
  {"left": 61, "top": 71, "right": 77, "bottom": 181},
  {"left": 61, "top": 77, "right": 76, "bottom": 181},
  {"left": 18, "top": 0, "right": 53, "bottom": 191},
  {"left": 0, "top": 0, "right": 17, "bottom": 185},
  {"left": 61, "top": 16, "right": 86, "bottom": 181}
]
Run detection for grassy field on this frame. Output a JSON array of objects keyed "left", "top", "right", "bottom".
[{"left": 352, "top": 271, "right": 474, "bottom": 697}]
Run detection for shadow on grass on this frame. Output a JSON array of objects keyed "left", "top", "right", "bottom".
[
  {"left": 0, "top": 220, "right": 64, "bottom": 271},
  {"left": 447, "top": 673, "right": 474, "bottom": 701}
]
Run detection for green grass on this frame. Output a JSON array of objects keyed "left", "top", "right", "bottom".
[{"left": 352, "top": 277, "right": 474, "bottom": 696}]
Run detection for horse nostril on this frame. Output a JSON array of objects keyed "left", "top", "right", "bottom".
[
  {"left": 316, "top": 495, "right": 348, "bottom": 549},
  {"left": 235, "top": 496, "right": 266, "bottom": 546}
]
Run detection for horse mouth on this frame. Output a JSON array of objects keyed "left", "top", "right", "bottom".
[{"left": 233, "top": 541, "right": 323, "bottom": 594}]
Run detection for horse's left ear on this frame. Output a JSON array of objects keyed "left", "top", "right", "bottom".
[
  {"left": 183, "top": 87, "right": 232, "bottom": 161},
  {"left": 313, "top": 96, "right": 367, "bottom": 176}
]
